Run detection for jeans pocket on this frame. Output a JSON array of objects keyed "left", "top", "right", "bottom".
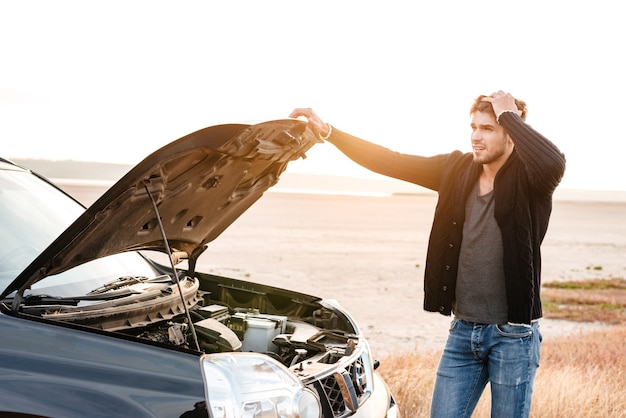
[
  {"left": 495, "top": 323, "right": 532, "bottom": 338},
  {"left": 449, "top": 318, "right": 459, "bottom": 332}
]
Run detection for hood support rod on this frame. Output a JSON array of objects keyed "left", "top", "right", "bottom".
[{"left": 144, "top": 183, "right": 201, "bottom": 352}]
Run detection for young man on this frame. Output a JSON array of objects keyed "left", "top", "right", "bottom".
[{"left": 290, "top": 91, "right": 566, "bottom": 417}]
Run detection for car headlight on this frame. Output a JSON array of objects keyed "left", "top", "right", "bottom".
[{"left": 200, "top": 353, "right": 321, "bottom": 418}]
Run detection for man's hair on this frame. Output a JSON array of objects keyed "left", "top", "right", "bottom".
[{"left": 470, "top": 95, "right": 528, "bottom": 121}]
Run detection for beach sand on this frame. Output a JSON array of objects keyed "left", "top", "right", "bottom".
[{"left": 61, "top": 183, "right": 626, "bottom": 357}]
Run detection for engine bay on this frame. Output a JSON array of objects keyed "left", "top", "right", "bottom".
[{"left": 19, "top": 272, "right": 361, "bottom": 371}]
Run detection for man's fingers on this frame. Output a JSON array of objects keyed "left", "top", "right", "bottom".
[{"left": 289, "top": 107, "right": 314, "bottom": 119}]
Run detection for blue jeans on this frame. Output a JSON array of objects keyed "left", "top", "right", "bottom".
[{"left": 430, "top": 319, "right": 542, "bottom": 418}]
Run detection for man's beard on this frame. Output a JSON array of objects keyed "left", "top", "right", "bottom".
[
  {"left": 473, "top": 148, "right": 507, "bottom": 164},
  {"left": 472, "top": 138, "right": 508, "bottom": 164}
]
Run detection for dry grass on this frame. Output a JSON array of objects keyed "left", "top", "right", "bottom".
[
  {"left": 542, "top": 278, "right": 626, "bottom": 324},
  {"left": 378, "top": 278, "right": 626, "bottom": 417}
]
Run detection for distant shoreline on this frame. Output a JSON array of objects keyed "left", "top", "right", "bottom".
[
  {"left": 51, "top": 177, "right": 626, "bottom": 203},
  {"left": 12, "top": 157, "right": 626, "bottom": 203}
]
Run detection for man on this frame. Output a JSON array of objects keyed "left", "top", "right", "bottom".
[{"left": 290, "top": 91, "right": 566, "bottom": 417}]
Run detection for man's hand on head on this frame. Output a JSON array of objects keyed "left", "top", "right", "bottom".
[{"left": 482, "top": 91, "right": 522, "bottom": 121}]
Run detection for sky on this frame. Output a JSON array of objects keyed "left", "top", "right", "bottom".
[{"left": 1, "top": 0, "right": 624, "bottom": 191}]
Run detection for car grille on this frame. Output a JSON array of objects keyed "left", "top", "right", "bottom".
[{"left": 309, "top": 355, "right": 370, "bottom": 417}]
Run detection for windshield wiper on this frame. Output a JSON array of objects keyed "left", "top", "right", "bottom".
[
  {"left": 87, "top": 275, "right": 171, "bottom": 295},
  {"left": 22, "top": 289, "right": 143, "bottom": 306}
]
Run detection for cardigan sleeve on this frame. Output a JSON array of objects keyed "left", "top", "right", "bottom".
[
  {"left": 498, "top": 112, "right": 566, "bottom": 196},
  {"left": 326, "top": 127, "right": 452, "bottom": 191}
]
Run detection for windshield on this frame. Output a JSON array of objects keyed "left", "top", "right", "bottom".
[{"left": 0, "top": 165, "right": 158, "bottom": 295}]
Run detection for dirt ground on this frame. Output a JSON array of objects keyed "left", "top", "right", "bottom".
[{"left": 63, "top": 183, "right": 626, "bottom": 357}]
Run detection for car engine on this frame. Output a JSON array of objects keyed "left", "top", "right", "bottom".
[
  {"left": 19, "top": 272, "right": 377, "bottom": 417},
  {"left": 23, "top": 274, "right": 360, "bottom": 370}
]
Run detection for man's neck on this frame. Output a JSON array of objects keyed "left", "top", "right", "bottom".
[
  {"left": 479, "top": 170, "right": 495, "bottom": 195},
  {"left": 479, "top": 146, "right": 514, "bottom": 195}
]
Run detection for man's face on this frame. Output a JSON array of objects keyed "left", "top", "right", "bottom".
[{"left": 470, "top": 111, "right": 513, "bottom": 166}]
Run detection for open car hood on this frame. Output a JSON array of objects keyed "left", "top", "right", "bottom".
[{"left": 6, "top": 119, "right": 319, "bottom": 297}]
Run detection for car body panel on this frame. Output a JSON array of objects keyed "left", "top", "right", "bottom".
[{"left": 0, "top": 313, "right": 204, "bottom": 417}]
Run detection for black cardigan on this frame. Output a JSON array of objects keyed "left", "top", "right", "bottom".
[{"left": 326, "top": 112, "right": 566, "bottom": 324}]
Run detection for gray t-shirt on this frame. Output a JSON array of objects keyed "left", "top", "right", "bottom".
[{"left": 453, "top": 182, "right": 508, "bottom": 324}]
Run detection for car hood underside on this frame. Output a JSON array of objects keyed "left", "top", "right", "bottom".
[{"left": 3, "top": 119, "right": 319, "bottom": 299}]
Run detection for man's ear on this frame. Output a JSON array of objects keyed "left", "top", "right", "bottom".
[{"left": 504, "top": 133, "right": 514, "bottom": 146}]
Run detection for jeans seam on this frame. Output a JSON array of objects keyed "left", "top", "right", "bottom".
[
  {"left": 495, "top": 324, "right": 532, "bottom": 338},
  {"left": 462, "top": 363, "right": 486, "bottom": 418}
]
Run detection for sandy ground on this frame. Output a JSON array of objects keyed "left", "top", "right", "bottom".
[{"left": 62, "top": 183, "right": 626, "bottom": 358}]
